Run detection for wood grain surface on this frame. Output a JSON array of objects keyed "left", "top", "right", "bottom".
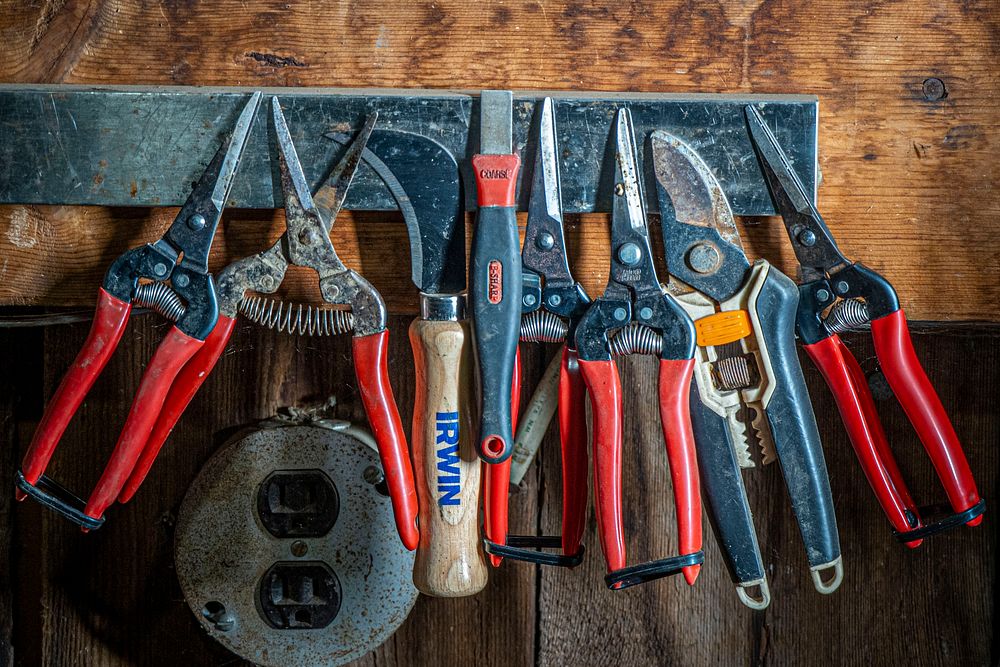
[
  {"left": 0, "top": 0, "right": 998, "bottom": 321},
  {"left": 0, "top": 319, "right": 996, "bottom": 666}
]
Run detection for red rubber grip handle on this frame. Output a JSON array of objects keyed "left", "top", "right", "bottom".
[
  {"left": 472, "top": 154, "right": 521, "bottom": 207},
  {"left": 118, "top": 315, "right": 237, "bottom": 504},
  {"left": 20, "top": 288, "right": 131, "bottom": 489},
  {"left": 84, "top": 325, "right": 204, "bottom": 521},
  {"left": 353, "top": 331, "right": 420, "bottom": 550},
  {"left": 871, "top": 309, "right": 981, "bottom": 524},
  {"left": 578, "top": 358, "right": 625, "bottom": 574},
  {"left": 559, "top": 346, "right": 589, "bottom": 557},
  {"left": 657, "top": 357, "right": 702, "bottom": 585},
  {"left": 804, "top": 334, "right": 923, "bottom": 543},
  {"left": 484, "top": 348, "right": 521, "bottom": 567}
]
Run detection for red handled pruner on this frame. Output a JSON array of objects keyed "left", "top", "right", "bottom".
[
  {"left": 16, "top": 91, "right": 263, "bottom": 530},
  {"left": 483, "top": 97, "right": 590, "bottom": 568},
  {"left": 745, "top": 105, "right": 984, "bottom": 545},
  {"left": 114, "top": 98, "right": 418, "bottom": 550},
  {"left": 573, "top": 108, "right": 703, "bottom": 589}
]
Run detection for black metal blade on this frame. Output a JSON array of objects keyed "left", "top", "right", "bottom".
[
  {"left": 607, "top": 107, "right": 660, "bottom": 300},
  {"left": 165, "top": 90, "right": 262, "bottom": 273},
  {"left": 522, "top": 97, "right": 574, "bottom": 289},
  {"left": 651, "top": 130, "right": 750, "bottom": 303},
  {"left": 362, "top": 131, "right": 465, "bottom": 295},
  {"left": 745, "top": 105, "right": 849, "bottom": 277}
]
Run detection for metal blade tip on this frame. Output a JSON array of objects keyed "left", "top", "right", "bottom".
[
  {"left": 479, "top": 90, "right": 513, "bottom": 155},
  {"left": 534, "top": 97, "right": 561, "bottom": 221},
  {"left": 209, "top": 90, "right": 263, "bottom": 210}
]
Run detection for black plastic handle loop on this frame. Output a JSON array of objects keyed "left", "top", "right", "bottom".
[
  {"left": 15, "top": 470, "right": 105, "bottom": 530},
  {"left": 483, "top": 535, "right": 585, "bottom": 568},
  {"left": 605, "top": 550, "right": 704, "bottom": 590},
  {"left": 893, "top": 499, "right": 985, "bottom": 543}
]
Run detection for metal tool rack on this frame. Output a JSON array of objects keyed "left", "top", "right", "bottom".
[{"left": 0, "top": 85, "right": 818, "bottom": 214}]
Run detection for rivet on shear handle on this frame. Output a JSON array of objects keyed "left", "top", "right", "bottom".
[
  {"left": 746, "top": 104, "right": 984, "bottom": 546},
  {"left": 573, "top": 108, "right": 704, "bottom": 589},
  {"left": 16, "top": 91, "right": 263, "bottom": 529},
  {"left": 116, "top": 98, "right": 419, "bottom": 551},
  {"left": 482, "top": 97, "right": 591, "bottom": 569}
]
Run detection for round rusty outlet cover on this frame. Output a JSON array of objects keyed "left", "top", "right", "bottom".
[{"left": 174, "top": 423, "right": 417, "bottom": 666}]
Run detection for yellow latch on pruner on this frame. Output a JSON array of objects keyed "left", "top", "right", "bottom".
[{"left": 695, "top": 310, "right": 752, "bottom": 347}]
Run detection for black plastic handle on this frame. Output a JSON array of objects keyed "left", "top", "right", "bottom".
[
  {"left": 688, "top": 384, "right": 766, "bottom": 587},
  {"left": 755, "top": 266, "right": 842, "bottom": 573},
  {"left": 470, "top": 205, "right": 522, "bottom": 463}
]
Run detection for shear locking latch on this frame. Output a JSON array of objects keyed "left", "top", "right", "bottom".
[
  {"left": 484, "top": 537, "right": 585, "bottom": 568},
  {"left": 893, "top": 500, "right": 986, "bottom": 543},
  {"left": 606, "top": 551, "right": 706, "bottom": 590},
  {"left": 14, "top": 471, "right": 105, "bottom": 530}
]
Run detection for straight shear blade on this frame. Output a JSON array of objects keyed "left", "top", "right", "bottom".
[{"left": 744, "top": 105, "right": 847, "bottom": 276}]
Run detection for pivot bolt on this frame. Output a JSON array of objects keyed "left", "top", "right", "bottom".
[
  {"left": 617, "top": 242, "right": 642, "bottom": 266},
  {"left": 260, "top": 275, "right": 275, "bottom": 291},
  {"left": 153, "top": 263, "right": 168, "bottom": 277},
  {"left": 187, "top": 214, "right": 206, "bottom": 231},
  {"left": 639, "top": 307, "right": 653, "bottom": 320},
  {"left": 201, "top": 601, "right": 235, "bottom": 633},
  {"left": 548, "top": 294, "right": 562, "bottom": 307},
  {"left": 798, "top": 229, "right": 817, "bottom": 247},
  {"left": 523, "top": 294, "right": 537, "bottom": 307},
  {"left": 687, "top": 243, "right": 720, "bottom": 274},
  {"left": 363, "top": 465, "right": 384, "bottom": 486},
  {"left": 613, "top": 307, "right": 628, "bottom": 322},
  {"left": 835, "top": 280, "right": 850, "bottom": 295},
  {"left": 537, "top": 233, "right": 555, "bottom": 250},
  {"left": 174, "top": 274, "right": 190, "bottom": 288},
  {"left": 816, "top": 288, "right": 831, "bottom": 302}
]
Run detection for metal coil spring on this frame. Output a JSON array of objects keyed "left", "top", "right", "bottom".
[
  {"left": 609, "top": 323, "right": 662, "bottom": 357},
  {"left": 133, "top": 282, "right": 186, "bottom": 321},
  {"left": 520, "top": 310, "right": 569, "bottom": 343},
  {"left": 824, "top": 298, "right": 870, "bottom": 335},
  {"left": 238, "top": 296, "right": 355, "bottom": 336},
  {"left": 714, "top": 356, "right": 753, "bottom": 391}
]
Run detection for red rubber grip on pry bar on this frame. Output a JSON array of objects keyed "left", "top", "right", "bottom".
[
  {"left": 353, "top": 330, "right": 420, "bottom": 551},
  {"left": 871, "top": 309, "right": 981, "bottom": 524},
  {"left": 578, "top": 358, "right": 626, "bottom": 574},
  {"left": 484, "top": 348, "right": 521, "bottom": 567},
  {"left": 118, "top": 315, "right": 238, "bottom": 504},
  {"left": 19, "top": 288, "right": 132, "bottom": 493},
  {"left": 84, "top": 325, "right": 204, "bottom": 522},
  {"left": 472, "top": 154, "right": 521, "bottom": 207},
  {"left": 804, "top": 334, "right": 923, "bottom": 545},
  {"left": 559, "top": 346, "right": 589, "bottom": 557},
  {"left": 658, "top": 358, "right": 702, "bottom": 585}
]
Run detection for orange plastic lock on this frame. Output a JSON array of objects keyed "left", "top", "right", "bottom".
[{"left": 695, "top": 310, "right": 752, "bottom": 347}]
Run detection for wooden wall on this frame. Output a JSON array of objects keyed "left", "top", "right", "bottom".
[{"left": 0, "top": 1, "right": 997, "bottom": 665}]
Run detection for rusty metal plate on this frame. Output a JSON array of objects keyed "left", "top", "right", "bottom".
[
  {"left": 174, "top": 423, "right": 417, "bottom": 666},
  {"left": 0, "top": 84, "right": 818, "bottom": 215}
]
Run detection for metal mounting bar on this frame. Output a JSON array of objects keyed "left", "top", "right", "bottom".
[{"left": 0, "top": 85, "right": 818, "bottom": 215}]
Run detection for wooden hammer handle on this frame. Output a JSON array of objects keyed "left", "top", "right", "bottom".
[{"left": 410, "top": 317, "right": 487, "bottom": 596}]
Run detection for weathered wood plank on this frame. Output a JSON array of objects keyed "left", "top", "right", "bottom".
[
  {"left": 6, "top": 314, "right": 535, "bottom": 666},
  {"left": 534, "top": 330, "right": 998, "bottom": 666},
  {"left": 0, "top": 0, "right": 998, "bottom": 321}
]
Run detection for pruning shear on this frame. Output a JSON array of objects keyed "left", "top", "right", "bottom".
[
  {"left": 114, "top": 98, "right": 419, "bottom": 550},
  {"left": 15, "top": 91, "right": 263, "bottom": 530},
  {"left": 651, "top": 129, "right": 842, "bottom": 609},
  {"left": 745, "top": 105, "right": 985, "bottom": 546},
  {"left": 574, "top": 108, "right": 703, "bottom": 590},
  {"left": 483, "top": 97, "right": 590, "bottom": 568}
]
